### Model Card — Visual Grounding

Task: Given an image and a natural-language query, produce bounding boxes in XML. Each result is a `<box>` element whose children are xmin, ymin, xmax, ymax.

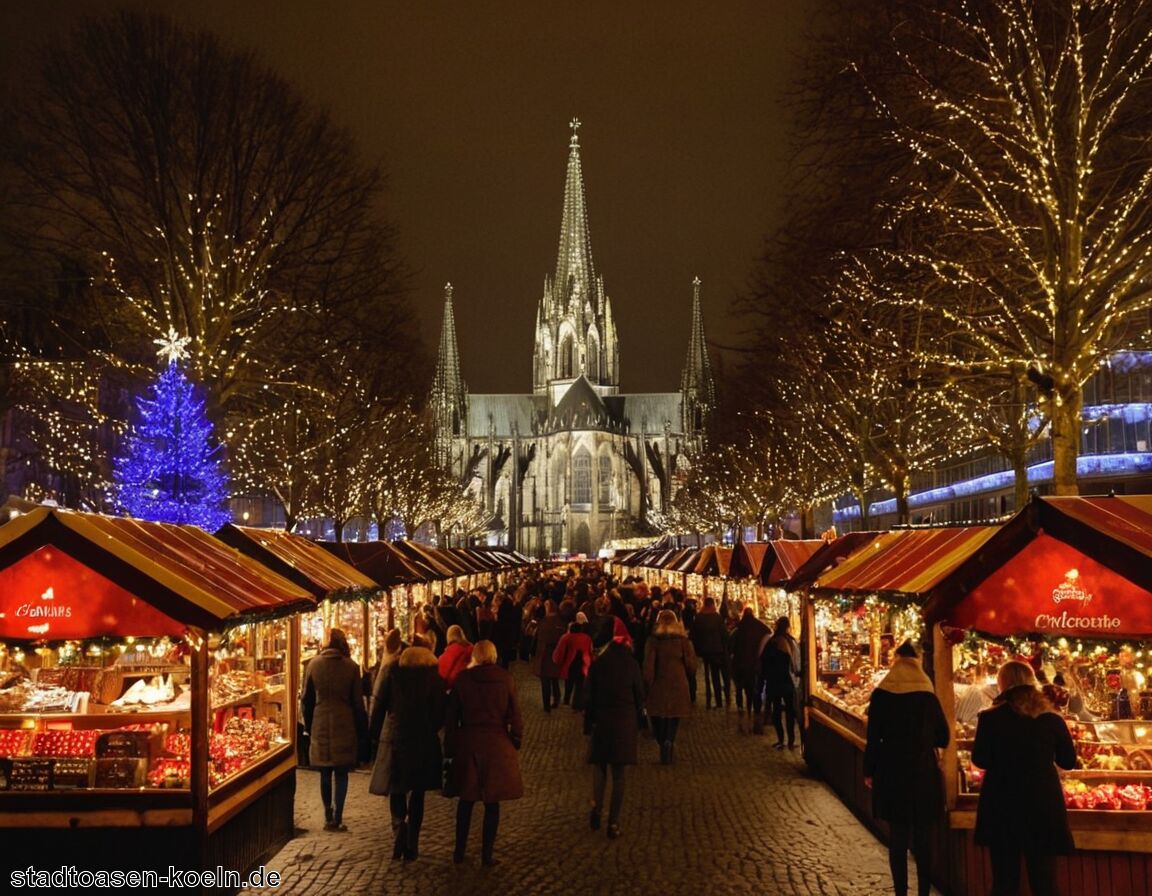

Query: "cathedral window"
<box><xmin>560</xmin><ymin>334</ymin><xmax>575</xmax><ymax>378</ymax></box>
<box><xmin>598</xmin><ymin>454</ymin><xmax>612</xmax><ymax>505</ymax></box>
<box><xmin>573</xmin><ymin>450</ymin><xmax>592</xmax><ymax>504</ymax></box>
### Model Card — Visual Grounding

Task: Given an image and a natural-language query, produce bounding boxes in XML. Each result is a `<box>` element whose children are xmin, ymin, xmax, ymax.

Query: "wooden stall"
<box><xmin>0</xmin><ymin>508</ymin><xmax>314</xmax><ymax>877</ymax></box>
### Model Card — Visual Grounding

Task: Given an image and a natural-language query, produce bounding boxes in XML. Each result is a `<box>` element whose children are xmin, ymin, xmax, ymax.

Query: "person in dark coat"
<box><xmin>584</xmin><ymin>617</ymin><xmax>645</xmax><ymax>839</ymax></box>
<box><xmin>864</xmin><ymin>640</ymin><xmax>949</xmax><ymax>896</ymax></box>
<box><xmin>691</xmin><ymin>597</ymin><xmax>730</xmax><ymax>709</ymax></box>
<box><xmin>762</xmin><ymin>616</ymin><xmax>801</xmax><ymax>749</ymax></box>
<box><xmin>493</xmin><ymin>593</ymin><xmax>522</xmax><ymax>668</ymax></box>
<box><xmin>367</xmin><ymin>645</ymin><xmax>445</xmax><ymax>861</ymax></box>
<box><xmin>643</xmin><ymin>609</ymin><xmax>697</xmax><ymax>764</ymax></box>
<box><xmin>530</xmin><ymin>600</ymin><xmax>567</xmax><ymax>712</ymax></box>
<box><xmin>730</xmin><ymin>607</ymin><xmax>769</xmax><ymax>734</ymax></box>
<box><xmin>973</xmin><ymin>660</ymin><xmax>1077</xmax><ymax>896</ymax></box>
<box><xmin>301</xmin><ymin>628</ymin><xmax>367</xmax><ymax>832</ymax></box>
<box><xmin>445</xmin><ymin>640</ymin><xmax>524</xmax><ymax>866</ymax></box>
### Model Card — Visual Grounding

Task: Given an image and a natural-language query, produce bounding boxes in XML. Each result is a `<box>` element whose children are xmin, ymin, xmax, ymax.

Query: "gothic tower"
<box><xmin>532</xmin><ymin>119</ymin><xmax>619</xmax><ymax>403</ymax></box>
<box><xmin>431</xmin><ymin>283</ymin><xmax>468</xmax><ymax>467</ymax></box>
<box><xmin>680</xmin><ymin>276</ymin><xmax>715</xmax><ymax>436</ymax></box>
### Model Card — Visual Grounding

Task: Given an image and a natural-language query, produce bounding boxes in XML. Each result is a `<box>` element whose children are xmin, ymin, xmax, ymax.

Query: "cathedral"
<box><xmin>430</xmin><ymin>122</ymin><xmax>715</xmax><ymax>557</ymax></box>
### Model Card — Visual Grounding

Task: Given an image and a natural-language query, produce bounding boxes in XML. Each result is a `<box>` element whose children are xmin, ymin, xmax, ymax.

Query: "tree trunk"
<box><xmin>893</xmin><ymin>472</ymin><xmax>910</xmax><ymax>526</ymax></box>
<box><xmin>800</xmin><ymin>505</ymin><xmax>816</xmax><ymax>539</ymax></box>
<box><xmin>853</xmin><ymin>486</ymin><xmax>870</xmax><ymax>530</ymax></box>
<box><xmin>1049</xmin><ymin>385</ymin><xmax>1083</xmax><ymax>496</ymax></box>
<box><xmin>1013</xmin><ymin>453</ymin><xmax>1029</xmax><ymax>513</ymax></box>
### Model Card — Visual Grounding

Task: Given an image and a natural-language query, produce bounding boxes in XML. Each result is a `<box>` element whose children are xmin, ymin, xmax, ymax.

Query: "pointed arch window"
<box><xmin>598</xmin><ymin>453</ymin><xmax>612</xmax><ymax>505</ymax></box>
<box><xmin>587</xmin><ymin>332</ymin><xmax>600</xmax><ymax>380</ymax></box>
<box><xmin>573</xmin><ymin>450</ymin><xmax>592</xmax><ymax>505</ymax></box>
<box><xmin>560</xmin><ymin>335</ymin><xmax>575</xmax><ymax>378</ymax></box>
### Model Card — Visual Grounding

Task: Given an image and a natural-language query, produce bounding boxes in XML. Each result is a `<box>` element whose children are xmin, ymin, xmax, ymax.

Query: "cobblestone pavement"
<box><xmin>253</xmin><ymin>665</ymin><xmax>935</xmax><ymax>896</ymax></box>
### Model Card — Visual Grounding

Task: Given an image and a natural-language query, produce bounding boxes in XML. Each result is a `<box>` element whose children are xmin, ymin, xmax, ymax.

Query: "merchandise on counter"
<box><xmin>8</xmin><ymin>758</ymin><xmax>52</xmax><ymax>791</ymax></box>
<box><xmin>93</xmin><ymin>757</ymin><xmax>146</xmax><ymax>788</ymax></box>
<box><xmin>30</xmin><ymin>730</ymin><xmax>99</xmax><ymax>757</ymax></box>
<box><xmin>51</xmin><ymin>757</ymin><xmax>93</xmax><ymax>790</ymax></box>
<box><xmin>147</xmin><ymin>758</ymin><xmax>190</xmax><ymax>789</ymax></box>
<box><xmin>0</xmin><ymin>729</ymin><xmax>30</xmax><ymax>757</ymax></box>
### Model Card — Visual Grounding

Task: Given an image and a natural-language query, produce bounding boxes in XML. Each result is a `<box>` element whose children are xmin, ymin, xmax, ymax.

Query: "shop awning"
<box><xmin>786</xmin><ymin>532</ymin><xmax>883</xmax><ymax>590</ymax></box>
<box><xmin>924</xmin><ymin>495</ymin><xmax>1152</xmax><ymax>637</ymax></box>
<box><xmin>764</xmin><ymin>539</ymin><xmax>826</xmax><ymax>586</ymax></box>
<box><xmin>216</xmin><ymin>525</ymin><xmax>379</xmax><ymax>600</ymax></box>
<box><xmin>730</xmin><ymin>542</ymin><xmax>770</xmax><ymax>579</ymax></box>
<box><xmin>317</xmin><ymin>541</ymin><xmax>429</xmax><ymax>588</ymax></box>
<box><xmin>0</xmin><ymin>509</ymin><xmax>314</xmax><ymax>640</ymax></box>
<box><xmin>390</xmin><ymin>541</ymin><xmax>458</xmax><ymax>580</ymax></box>
<box><xmin>812</xmin><ymin>526</ymin><xmax>999</xmax><ymax>598</ymax></box>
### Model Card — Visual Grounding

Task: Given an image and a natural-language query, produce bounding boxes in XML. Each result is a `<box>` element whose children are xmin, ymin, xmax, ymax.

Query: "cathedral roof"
<box><xmin>551</xmin><ymin>375</ymin><xmax>615</xmax><ymax>431</ymax></box>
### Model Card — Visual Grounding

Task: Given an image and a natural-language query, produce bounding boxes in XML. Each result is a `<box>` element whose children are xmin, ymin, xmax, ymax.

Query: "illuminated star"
<box><xmin>154</xmin><ymin>327</ymin><xmax>192</xmax><ymax>364</ymax></box>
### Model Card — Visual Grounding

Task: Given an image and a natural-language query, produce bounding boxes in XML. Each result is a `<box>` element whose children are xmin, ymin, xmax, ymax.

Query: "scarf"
<box><xmin>876</xmin><ymin>656</ymin><xmax>936</xmax><ymax>695</ymax></box>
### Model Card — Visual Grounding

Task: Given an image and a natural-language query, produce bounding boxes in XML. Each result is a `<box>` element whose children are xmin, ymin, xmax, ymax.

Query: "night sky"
<box><xmin>1</xmin><ymin>1</ymin><xmax>815</xmax><ymax>394</ymax></box>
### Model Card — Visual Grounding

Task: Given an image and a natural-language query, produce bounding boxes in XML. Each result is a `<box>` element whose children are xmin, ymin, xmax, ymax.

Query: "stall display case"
<box><xmin>0</xmin><ymin>508</ymin><xmax>313</xmax><ymax>878</ymax></box>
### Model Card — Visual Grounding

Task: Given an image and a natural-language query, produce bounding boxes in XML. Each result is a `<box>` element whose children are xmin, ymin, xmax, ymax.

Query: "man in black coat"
<box><xmin>730</xmin><ymin>607</ymin><xmax>769</xmax><ymax>733</ymax></box>
<box><xmin>690</xmin><ymin>597</ymin><xmax>730</xmax><ymax>709</ymax></box>
<box><xmin>863</xmin><ymin>641</ymin><xmax>949</xmax><ymax>896</ymax></box>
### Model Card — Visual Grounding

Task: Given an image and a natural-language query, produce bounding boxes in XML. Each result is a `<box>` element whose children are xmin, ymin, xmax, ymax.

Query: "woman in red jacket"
<box><xmin>553</xmin><ymin>613</ymin><xmax>594</xmax><ymax>710</ymax></box>
<box><xmin>438</xmin><ymin>625</ymin><xmax>473</xmax><ymax>690</ymax></box>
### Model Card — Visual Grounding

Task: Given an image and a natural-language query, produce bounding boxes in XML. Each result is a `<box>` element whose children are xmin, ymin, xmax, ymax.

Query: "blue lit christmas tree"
<box><xmin>113</xmin><ymin>329</ymin><xmax>231</xmax><ymax>529</ymax></box>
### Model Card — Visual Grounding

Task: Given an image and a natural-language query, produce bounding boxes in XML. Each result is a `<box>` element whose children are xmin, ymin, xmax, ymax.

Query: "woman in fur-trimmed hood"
<box><xmin>973</xmin><ymin>660</ymin><xmax>1077</xmax><ymax>896</ymax></box>
<box><xmin>368</xmin><ymin>645</ymin><xmax>445</xmax><ymax>861</ymax></box>
<box><xmin>643</xmin><ymin>610</ymin><xmax>697</xmax><ymax>764</ymax></box>
<box><xmin>864</xmin><ymin>641</ymin><xmax>949</xmax><ymax>896</ymax></box>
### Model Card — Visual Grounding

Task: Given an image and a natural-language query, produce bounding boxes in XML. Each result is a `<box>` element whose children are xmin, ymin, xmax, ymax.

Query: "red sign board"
<box><xmin>0</xmin><ymin>546</ymin><xmax>185</xmax><ymax>640</ymax></box>
<box><xmin>946</xmin><ymin>532</ymin><xmax>1152</xmax><ymax>637</ymax></box>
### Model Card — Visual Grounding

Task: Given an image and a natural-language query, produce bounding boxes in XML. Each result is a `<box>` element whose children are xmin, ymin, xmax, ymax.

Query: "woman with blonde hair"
<box><xmin>445</xmin><ymin>640</ymin><xmax>524</xmax><ymax>866</ymax></box>
<box><xmin>643</xmin><ymin>609</ymin><xmax>697</xmax><ymax>764</ymax></box>
<box><xmin>973</xmin><ymin>659</ymin><xmax>1078</xmax><ymax>896</ymax></box>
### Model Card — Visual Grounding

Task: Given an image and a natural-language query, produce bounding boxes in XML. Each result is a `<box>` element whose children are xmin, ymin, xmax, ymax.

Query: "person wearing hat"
<box><xmin>863</xmin><ymin>640</ymin><xmax>949</xmax><ymax>896</ymax></box>
<box><xmin>553</xmin><ymin>612</ymin><xmax>594</xmax><ymax>710</ymax></box>
<box><xmin>584</xmin><ymin>617</ymin><xmax>646</xmax><ymax>839</ymax></box>
<box><xmin>972</xmin><ymin>659</ymin><xmax>1077</xmax><ymax>896</ymax></box>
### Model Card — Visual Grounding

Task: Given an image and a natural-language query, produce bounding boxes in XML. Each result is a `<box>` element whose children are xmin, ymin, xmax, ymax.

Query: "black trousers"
<box><xmin>888</xmin><ymin>820</ymin><xmax>932</xmax><ymax>896</ymax></box>
<box><xmin>592</xmin><ymin>763</ymin><xmax>626</xmax><ymax>825</ymax></box>
<box><xmin>988</xmin><ymin>845</ymin><xmax>1059</xmax><ymax>896</ymax></box>
<box><xmin>455</xmin><ymin>800</ymin><xmax>500</xmax><ymax>861</ymax></box>
<box><xmin>702</xmin><ymin>656</ymin><xmax>730</xmax><ymax>706</ymax></box>
<box><xmin>768</xmin><ymin>683</ymin><xmax>797</xmax><ymax>745</ymax></box>
<box><xmin>540</xmin><ymin>676</ymin><xmax>561</xmax><ymax>710</ymax></box>
<box><xmin>650</xmin><ymin>716</ymin><xmax>681</xmax><ymax>744</ymax></box>
<box><xmin>563</xmin><ymin>669</ymin><xmax>586</xmax><ymax>709</ymax></box>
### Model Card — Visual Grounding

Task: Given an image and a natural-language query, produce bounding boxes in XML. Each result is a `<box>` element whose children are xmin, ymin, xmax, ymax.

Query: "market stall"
<box><xmin>0</xmin><ymin>508</ymin><xmax>314</xmax><ymax>875</ymax></box>
<box><xmin>922</xmin><ymin>495</ymin><xmax>1152</xmax><ymax>895</ymax></box>
<box><xmin>317</xmin><ymin>541</ymin><xmax>429</xmax><ymax>640</ymax></box>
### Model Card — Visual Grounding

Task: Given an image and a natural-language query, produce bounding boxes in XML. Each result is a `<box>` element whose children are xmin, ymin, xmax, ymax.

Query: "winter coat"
<box><xmin>438</xmin><ymin>642</ymin><xmax>474</xmax><ymax>689</ymax></box>
<box><xmin>445</xmin><ymin>663</ymin><xmax>524</xmax><ymax>802</ymax></box>
<box><xmin>494</xmin><ymin>599</ymin><xmax>522</xmax><ymax>656</ymax></box>
<box><xmin>761</xmin><ymin>633</ymin><xmax>801</xmax><ymax>699</ymax></box>
<box><xmin>301</xmin><ymin>647</ymin><xmax>367</xmax><ymax>769</ymax></box>
<box><xmin>973</xmin><ymin>685</ymin><xmax>1077</xmax><ymax>854</ymax></box>
<box><xmin>584</xmin><ymin>642</ymin><xmax>646</xmax><ymax>765</ymax></box>
<box><xmin>690</xmin><ymin>610</ymin><xmax>727</xmax><ymax>663</ymax></box>
<box><xmin>369</xmin><ymin>648</ymin><xmax>446</xmax><ymax>794</ymax></box>
<box><xmin>531</xmin><ymin>614</ymin><xmax>568</xmax><ymax>678</ymax></box>
<box><xmin>553</xmin><ymin>630</ymin><xmax>594</xmax><ymax>680</ymax></box>
<box><xmin>863</xmin><ymin>658</ymin><xmax>949</xmax><ymax>824</ymax></box>
<box><xmin>730</xmin><ymin>614</ymin><xmax>769</xmax><ymax>683</ymax></box>
<box><xmin>643</xmin><ymin>629</ymin><xmax>697</xmax><ymax>718</ymax></box>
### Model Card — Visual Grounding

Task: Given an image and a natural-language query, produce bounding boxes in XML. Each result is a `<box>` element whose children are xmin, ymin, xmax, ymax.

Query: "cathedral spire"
<box><xmin>681</xmin><ymin>276</ymin><xmax>715</xmax><ymax>434</ymax></box>
<box><xmin>554</xmin><ymin>117</ymin><xmax>597</xmax><ymax>311</ymax></box>
<box><xmin>432</xmin><ymin>282</ymin><xmax>468</xmax><ymax>464</ymax></box>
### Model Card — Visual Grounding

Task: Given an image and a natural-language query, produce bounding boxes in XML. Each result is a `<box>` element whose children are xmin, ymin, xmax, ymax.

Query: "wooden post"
<box><xmin>190</xmin><ymin>629</ymin><xmax>210</xmax><ymax>859</ymax></box>
<box><xmin>802</xmin><ymin>595</ymin><xmax>817</xmax><ymax>731</ymax></box>
<box><xmin>933</xmin><ymin>622</ymin><xmax>959</xmax><ymax>810</ymax></box>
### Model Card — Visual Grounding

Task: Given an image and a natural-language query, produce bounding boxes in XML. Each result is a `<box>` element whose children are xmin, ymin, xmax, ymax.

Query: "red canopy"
<box><xmin>764</xmin><ymin>539</ymin><xmax>826</xmax><ymax>585</ymax></box>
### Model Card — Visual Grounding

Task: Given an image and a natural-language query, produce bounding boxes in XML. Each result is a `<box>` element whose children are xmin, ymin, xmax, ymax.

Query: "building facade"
<box><xmin>430</xmin><ymin>123</ymin><xmax>714</xmax><ymax>556</ymax></box>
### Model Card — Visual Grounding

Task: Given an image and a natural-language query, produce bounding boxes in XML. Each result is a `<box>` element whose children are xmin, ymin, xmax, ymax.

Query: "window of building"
<box><xmin>598</xmin><ymin>454</ymin><xmax>612</xmax><ymax>505</ymax></box>
<box><xmin>573</xmin><ymin>451</ymin><xmax>592</xmax><ymax>505</ymax></box>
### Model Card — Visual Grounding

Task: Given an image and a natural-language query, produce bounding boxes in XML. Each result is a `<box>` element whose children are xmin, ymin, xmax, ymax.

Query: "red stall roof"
<box><xmin>317</xmin><ymin>541</ymin><xmax>429</xmax><ymax>587</ymax></box>
<box><xmin>390</xmin><ymin>541</ymin><xmax>458</xmax><ymax>580</ymax></box>
<box><xmin>925</xmin><ymin>495</ymin><xmax>1152</xmax><ymax>637</ymax></box>
<box><xmin>764</xmin><ymin>539</ymin><xmax>826</xmax><ymax>586</ymax></box>
<box><xmin>0</xmin><ymin>509</ymin><xmax>314</xmax><ymax>640</ymax></box>
<box><xmin>812</xmin><ymin>526</ymin><xmax>1000</xmax><ymax>597</ymax></box>
<box><xmin>786</xmin><ymin>532</ymin><xmax>883</xmax><ymax>590</ymax></box>
<box><xmin>216</xmin><ymin>525</ymin><xmax>378</xmax><ymax>600</ymax></box>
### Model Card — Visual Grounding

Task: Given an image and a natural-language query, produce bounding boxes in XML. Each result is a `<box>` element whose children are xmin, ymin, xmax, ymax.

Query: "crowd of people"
<box><xmin>301</xmin><ymin>561</ymin><xmax>1078</xmax><ymax>895</ymax></box>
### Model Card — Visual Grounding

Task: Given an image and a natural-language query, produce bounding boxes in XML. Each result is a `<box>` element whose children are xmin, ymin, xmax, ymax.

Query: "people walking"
<box><xmin>367</xmin><ymin>644</ymin><xmax>446</xmax><ymax>861</ymax></box>
<box><xmin>730</xmin><ymin>607</ymin><xmax>769</xmax><ymax>734</ymax></box>
<box><xmin>643</xmin><ymin>609</ymin><xmax>697</xmax><ymax>764</ymax></box>
<box><xmin>445</xmin><ymin>640</ymin><xmax>524</xmax><ymax>867</ymax></box>
<box><xmin>531</xmin><ymin>600</ymin><xmax>567</xmax><ymax>712</ymax></box>
<box><xmin>863</xmin><ymin>640</ymin><xmax>949</xmax><ymax>896</ymax></box>
<box><xmin>438</xmin><ymin>625</ymin><xmax>474</xmax><ymax>689</ymax></box>
<box><xmin>973</xmin><ymin>660</ymin><xmax>1078</xmax><ymax>896</ymax></box>
<box><xmin>301</xmin><ymin>628</ymin><xmax>367</xmax><ymax>833</ymax></box>
<box><xmin>584</xmin><ymin>616</ymin><xmax>646</xmax><ymax>839</ymax></box>
<box><xmin>762</xmin><ymin>616</ymin><xmax>801</xmax><ymax>749</ymax></box>
<box><xmin>691</xmin><ymin>596</ymin><xmax>730</xmax><ymax>709</ymax></box>
<box><xmin>553</xmin><ymin>613</ymin><xmax>594</xmax><ymax>710</ymax></box>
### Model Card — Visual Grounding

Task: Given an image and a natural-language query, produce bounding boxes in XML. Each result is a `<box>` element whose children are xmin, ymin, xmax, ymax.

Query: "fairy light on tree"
<box><xmin>113</xmin><ymin>329</ymin><xmax>231</xmax><ymax>530</ymax></box>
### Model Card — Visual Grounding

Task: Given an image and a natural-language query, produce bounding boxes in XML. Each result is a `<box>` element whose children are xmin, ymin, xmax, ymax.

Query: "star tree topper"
<box><xmin>154</xmin><ymin>327</ymin><xmax>192</xmax><ymax>364</ymax></box>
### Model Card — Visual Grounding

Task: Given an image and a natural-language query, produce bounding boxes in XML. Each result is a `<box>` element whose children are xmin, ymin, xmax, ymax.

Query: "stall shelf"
<box><xmin>0</xmin><ymin>508</ymin><xmax>314</xmax><ymax>878</ymax></box>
